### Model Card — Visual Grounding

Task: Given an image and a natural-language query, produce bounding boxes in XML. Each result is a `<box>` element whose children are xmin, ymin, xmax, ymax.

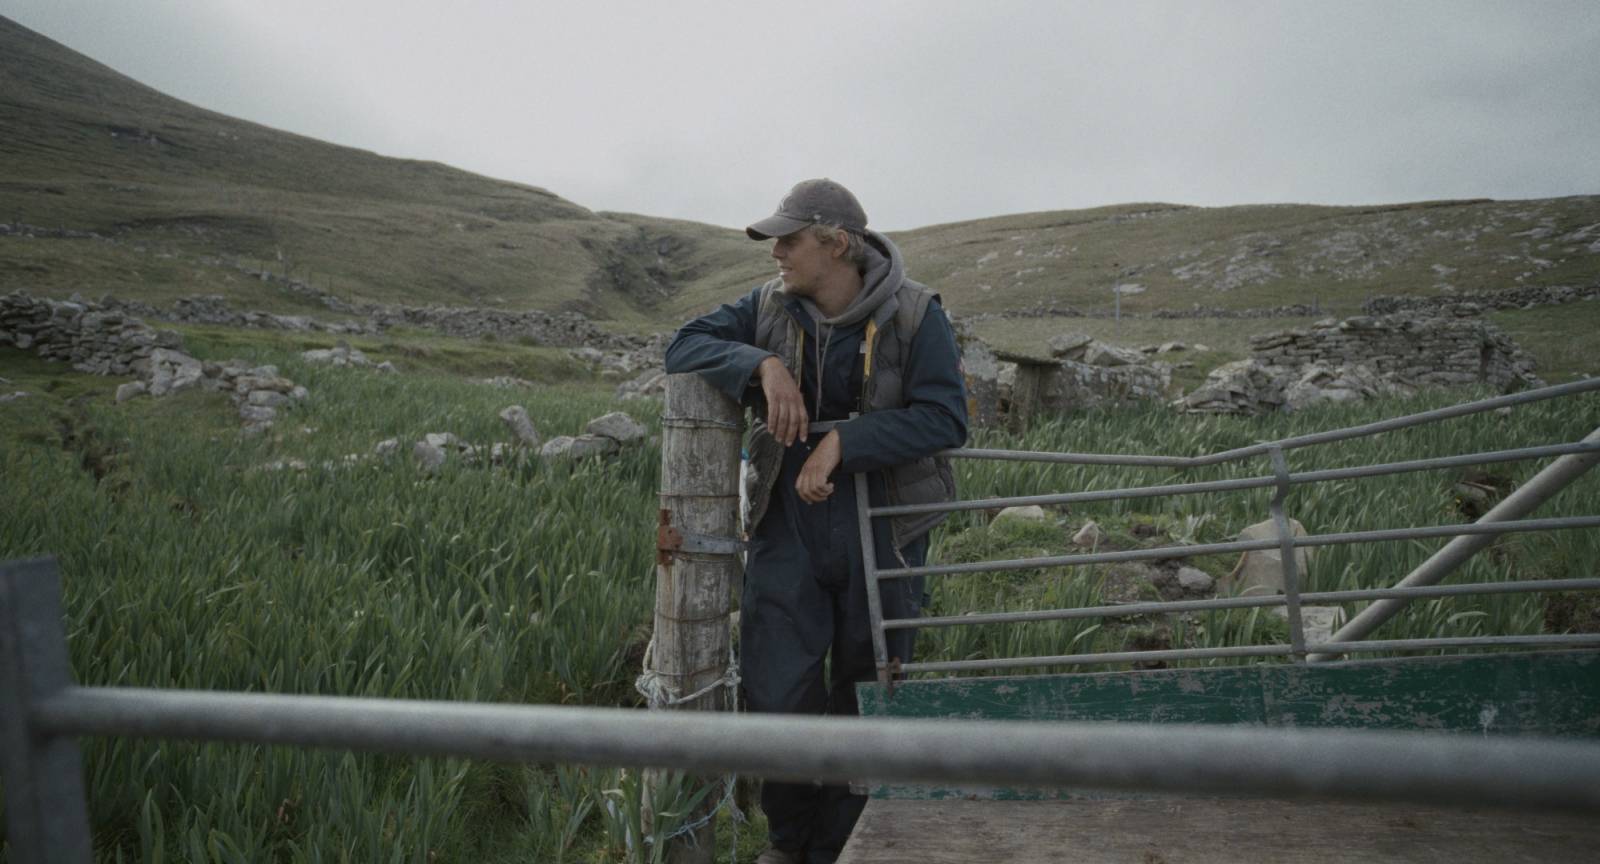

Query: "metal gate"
<box><xmin>855</xmin><ymin>377</ymin><xmax>1600</xmax><ymax>687</ymax></box>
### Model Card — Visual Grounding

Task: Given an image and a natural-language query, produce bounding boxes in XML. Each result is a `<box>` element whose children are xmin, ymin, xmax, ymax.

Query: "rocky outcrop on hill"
<box><xmin>1177</xmin><ymin>314</ymin><xmax>1542</xmax><ymax>414</ymax></box>
<box><xmin>0</xmin><ymin>291</ymin><xmax>182</xmax><ymax>375</ymax></box>
<box><xmin>1362</xmin><ymin>283</ymin><xmax>1600</xmax><ymax>317</ymax></box>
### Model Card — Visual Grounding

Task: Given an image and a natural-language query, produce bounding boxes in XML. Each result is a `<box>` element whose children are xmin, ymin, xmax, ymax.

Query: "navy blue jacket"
<box><xmin>664</xmin><ymin>285</ymin><xmax>968</xmax><ymax>478</ymax></box>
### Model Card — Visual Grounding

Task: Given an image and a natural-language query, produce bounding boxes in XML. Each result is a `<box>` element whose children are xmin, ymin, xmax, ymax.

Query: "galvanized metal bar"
<box><xmin>1268</xmin><ymin>447</ymin><xmax>1309</xmax><ymax>663</ymax></box>
<box><xmin>1193</xmin><ymin>378</ymin><xmax>1600</xmax><ymax>467</ymax></box>
<box><xmin>879</xmin><ymin>441</ymin><xmax>1600</xmax><ymax>518</ymax></box>
<box><xmin>939</xmin><ymin>447</ymin><xmax>1195</xmax><ymax>468</ymax></box>
<box><xmin>878</xmin><ymin>515</ymin><xmax>1600</xmax><ymax>580</ymax></box>
<box><xmin>855</xmin><ymin>471</ymin><xmax>893</xmax><ymax>691</ymax></box>
<box><xmin>1311</xmin><ymin>425</ymin><xmax>1600</xmax><ymax>662</ymax></box>
<box><xmin>0</xmin><ymin>558</ymin><xmax>93</xmax><ymax>864</ymax></box>
<box><xmin>34</xmin><ymin>686</ymin><xmax>1600</xmax><ymax>812</ymax></box>
<box><xmin>1311</xmin><ymin>634</ymin><xmax>1600</xmax><ymax>655</ymax></box>
<box><xmin>889</xmin><ymin>594</ymin><xmax>1288</xmax><ymax>629</ymax></box>
<box><xmin>900</xmin><ymin>644</ymin><xmax>1294</xmax><ymax>673</ymax></box>
<box><xmin>885</xmin><ymin>577</ymin><xmax>1600</xmax><ymax>631</ymax></box>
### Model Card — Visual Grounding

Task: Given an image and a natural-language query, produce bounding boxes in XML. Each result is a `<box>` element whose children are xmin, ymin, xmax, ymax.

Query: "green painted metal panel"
<box><xmin>857</xmin><ymin>651</ymin><xmax>1600</xmax><ymax>800</ymax></box>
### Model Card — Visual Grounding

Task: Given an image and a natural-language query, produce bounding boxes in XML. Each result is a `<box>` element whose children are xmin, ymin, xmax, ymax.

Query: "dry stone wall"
<box><xmin>1179</xmin><ymin>314</ymin><xmax>1543</xmax><ymax>414</ymax></box>
<box><xmin>0</xmin><ymin>291</ymin><xmax>182</xmax><ymax>375</ymax></box>
<box><xmin>1363</xmin><ymin>283</ymin><xmax>1599</xmax><ymax>317</ymax></box>
<box><xmin>1249</xmin><ymin>315</ymin><xmax>1541</xmax><ymax>390</ymax></box>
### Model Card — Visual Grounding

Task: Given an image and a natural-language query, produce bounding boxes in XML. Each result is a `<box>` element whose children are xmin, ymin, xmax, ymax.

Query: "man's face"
<box><xmin>771</xmin><ymin>229</ymin><xmax>839</xmax><ymax>297</ymax></box>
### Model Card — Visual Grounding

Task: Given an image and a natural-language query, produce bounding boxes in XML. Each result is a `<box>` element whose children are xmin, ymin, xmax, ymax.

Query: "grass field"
<box><xmin>3</xmin><ymin>322</ymin><xmax>1597</xmax><ymax>861</ymax></box>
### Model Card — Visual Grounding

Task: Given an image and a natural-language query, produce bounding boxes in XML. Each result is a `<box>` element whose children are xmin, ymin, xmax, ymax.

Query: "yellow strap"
<box><xmin>863</xmin><ymin>318</ymin><xmax>878</xmax><ymax>385</ymax></box>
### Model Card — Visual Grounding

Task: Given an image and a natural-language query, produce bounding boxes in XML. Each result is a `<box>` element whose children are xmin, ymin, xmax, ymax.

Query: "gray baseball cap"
<box><xmin>745</xmin><ymin>178</ymin><xmax>869</xmax><ymax>240</ymax></box>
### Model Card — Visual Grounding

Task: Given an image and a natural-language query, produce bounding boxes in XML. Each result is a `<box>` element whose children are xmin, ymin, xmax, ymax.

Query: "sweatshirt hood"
<box><xmin>815</xmin><ymin>229</ymin><xmax>903</xmax><ymax>329</ymax></box>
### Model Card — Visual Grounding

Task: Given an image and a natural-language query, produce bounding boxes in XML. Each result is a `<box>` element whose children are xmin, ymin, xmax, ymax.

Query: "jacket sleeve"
<box><xmin>662</xmin><ymin>285</ymin><xmax>778</xmax><ymax>405</ymax></box>
<box><xmin>834</xmin><ymin>300</ymin><xmax>969</xmax><ymax>473</ymax></box>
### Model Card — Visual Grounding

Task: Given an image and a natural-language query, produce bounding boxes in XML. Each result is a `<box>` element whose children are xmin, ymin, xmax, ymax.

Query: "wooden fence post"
<box><xmin>647</xmin><ymin>373</ymin><xmax>743</xmax><ymax>862</ymax></box>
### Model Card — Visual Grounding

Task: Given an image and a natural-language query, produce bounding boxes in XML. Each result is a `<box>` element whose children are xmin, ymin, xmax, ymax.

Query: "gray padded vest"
<box><xmin>744</xmin><ymin>278</ymin><xmax>957</xmax><ymax>550</ymax></box>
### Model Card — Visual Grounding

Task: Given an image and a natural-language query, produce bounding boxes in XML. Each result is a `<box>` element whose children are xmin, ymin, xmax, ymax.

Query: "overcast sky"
<box><xmin>5</xmin><ymin>1</ymin><xmax>1598</xmax><ymax>231</ymax></box>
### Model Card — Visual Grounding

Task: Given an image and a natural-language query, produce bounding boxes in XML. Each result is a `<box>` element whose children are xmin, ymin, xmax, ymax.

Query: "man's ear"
<box><xmin>828</xmin><ymin>232</ymin><xmax>851</xmax><ymax>261</ymax></box>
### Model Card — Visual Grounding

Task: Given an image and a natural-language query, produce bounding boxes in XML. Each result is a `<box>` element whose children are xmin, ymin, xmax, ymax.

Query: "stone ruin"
<box><xmin>958</xmin><ymin>326</ymin><xmax>1173</xmax><ymax>426</ymax></box>
<box><xmin>1</xmin><ymin>290</ymin><xmax>182</xmax><ymax>375</ymax></box>
<box><xmin>1178</xmin><ymin>314</ymin><xmax>1544</xmax><ymax>415</ymax></box>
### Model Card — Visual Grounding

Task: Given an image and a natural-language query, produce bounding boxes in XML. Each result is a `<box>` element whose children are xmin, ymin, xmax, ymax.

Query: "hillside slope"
<box><xmin>0</xmin><ymin>15</ymin><xmax>756</xmax><ymax>324</ymax></box>
<box><xmin>1</xmin><ymin>15</ymin><xmax>1596</xmax><ymax>332</ymax></box>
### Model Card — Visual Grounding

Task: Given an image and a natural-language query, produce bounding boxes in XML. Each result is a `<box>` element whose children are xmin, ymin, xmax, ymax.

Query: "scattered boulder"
<box><xmin>1223</xmin><ymin>518</ymin><xmax>1313</xmax><ymax>595</ymax></box>
<box><xmin>424</xmin><ymin>432</ymin><xmax>459</xmax><ymax>450</ymax></box>
<box><xmin>616</xmin><ymin>369</ymin><xmax>668</xmax><ymax>401</ymax></box>
<box><xmin>586</xmin><ymin>411</ymin><xmax>647</xmax><ymax>444</ymax></box>
<box><xmin>412</xmin><ymin>440</ymin><xmax>447</xmax><ymax>471</ymax></box>
<box><xmin>1273</xmin><ymin>605</ymin><xmax>1346</xmax><ymax>646</ymax></box>
<box><xmin>540</xmin><ymin>434</ymin><xmax>620</xmax><ymax>460</ymax></box>
<box><xmin>1072</xmin><ymin>520</ymin><xmax>1104</xmax><ymax>547</ymax></box>
<box><xmin>1175</xmin><ymin>566</ymin><xmax>1215</xmax><ymax>593</ymax></box>
<box><xmin>498</xmin><ymin>405</ymin><xmax>541</xmax><ymax>446</ymax></box>
<box><xmin>373</xmin><ymin>438</ymin><xmax>401</xmax><ymax>457</ymax></box>
<box><xmin>301</xmin><ymin>344</ymin><xmax>384</xmax><ymax>369</ymax></box>
<box><xmin>147</xmin><ymin>348</ymin><xmax>205</xmax><ymax>397</ymax></box>
<box><xmin>994</xmin><ymin>505</ymin><xmax>1049</xmax><ymax>524</ymax></box>
<box><xmin>115</xmin><ymin>381</ymin><xmax>148</xmax><ymax>403</ymax></box>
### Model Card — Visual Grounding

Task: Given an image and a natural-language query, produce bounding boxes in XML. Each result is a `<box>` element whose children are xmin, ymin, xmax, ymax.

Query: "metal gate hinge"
<box><xmin>657</xmin><ymin>509</ymin><xmax>747</xmax><ymax>564</ymax></box>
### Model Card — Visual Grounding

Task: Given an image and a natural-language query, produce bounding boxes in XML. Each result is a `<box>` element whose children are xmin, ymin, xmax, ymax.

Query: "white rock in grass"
<box><xmin>1273</xmin><ymin>605</ymin><xmax>1345</xmax><ymax>646</ymax></box>
<box><xmin>1072</xmin><ymin>520</ymin><xmax>1103</xmax><ymax>547</ymax></box>
<box><xmin>424</xmin><ymin>432</ymin><xmax>460</xmax><ymax>450</ymax></box>
<box><xmin>994</xmin><ymin>505</ymin><xmax>1049</xmax><ymax>524</ymax></box>
<box><xmin>115</xmin><ymin>381</ymin><xmax>147</xmax><ymax>403</ymax></box>
<box><xmin>499</xmin><ymin>405</ymin><xmax>541</xmax><ymax>446</ymax></box>
<box><xmin>585</xmin><ymin>411</ymin><xmax>647</xmax><ymax>444</ymax></box>
<box><xmin>289</xmin><ymin>385</ymin><xmax>309</xmax><ymax>402</ymax></box>
<box><xmin>413</xmin><ymin>440</ymin><xmax>446</xmax><ymax>471</ymax></box>
<box><xmin>1176</xmin><ymin>566</ymin><xmax>1215</xmax><ymax>593</ymax></box>
<box><xmin>373</xmin><ymin>438</ymin><xmax>401</xmax><ymax>457</ymax></box>
<box><xmin>1224</xmin><ymin>517</ymin><xmax>1311</xmax><ymax>595</ymax></box>
<box><xmin>540</xmin><ymin>434</ymin><xmax>619</xmax><ymax>460</ymax></box>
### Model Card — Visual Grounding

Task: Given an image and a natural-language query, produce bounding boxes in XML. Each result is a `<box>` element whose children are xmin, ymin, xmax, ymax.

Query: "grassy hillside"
<box><xmin>4</xmin><ymin>15</ymin><xmax>1597</xmax><ymax>338</ymax></box>
<box><xmin>0</xmin><ymin>15</ymin><xmax>757</xmax><ymax>326</ymax></box>
<box><xmin>898</xmin><ymin>197</ymin><xmax>1600</xmax><ymax>319</ymax></box>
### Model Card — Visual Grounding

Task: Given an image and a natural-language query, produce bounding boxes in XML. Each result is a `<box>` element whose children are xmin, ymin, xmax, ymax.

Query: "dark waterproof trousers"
<box><xmin>741</xmin><ymin>451</ymin><xmax>925</xmax><ymax>864</ymax></box>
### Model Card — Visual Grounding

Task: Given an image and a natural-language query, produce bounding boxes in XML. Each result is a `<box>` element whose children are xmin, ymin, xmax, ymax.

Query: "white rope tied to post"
<box><xmin>634</xmin><ymin>633</ymin><xmax>746</xmax><ymax>861</ymax></box>
<box><xmin>633</xmin><ymin>636</ymin><xmax>741</xmax><ymax>709</ymax></box>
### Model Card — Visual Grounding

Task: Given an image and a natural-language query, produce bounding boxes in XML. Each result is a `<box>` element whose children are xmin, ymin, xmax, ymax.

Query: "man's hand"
<box><xmin>758</xmin><ymin>356</ymin><xmax>808</xmax><ymax>446</ymax></box>
<box><xmin>796</xmin><ymin>430</ymin><xmax>842</xmax><ymax>503</ymax></box>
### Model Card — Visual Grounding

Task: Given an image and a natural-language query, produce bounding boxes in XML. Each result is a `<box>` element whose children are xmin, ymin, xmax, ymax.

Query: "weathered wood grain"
<box><xmin>651</xmin><ymin>373</ymin><xmax>743</xmax><ymax>863</ymax></box>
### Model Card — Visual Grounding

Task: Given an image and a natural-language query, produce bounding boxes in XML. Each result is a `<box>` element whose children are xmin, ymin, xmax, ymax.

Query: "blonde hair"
<box><xmin>809</xmin><ymin>223</ymin><xmax>870</xmax><ymax>271</ymax></box>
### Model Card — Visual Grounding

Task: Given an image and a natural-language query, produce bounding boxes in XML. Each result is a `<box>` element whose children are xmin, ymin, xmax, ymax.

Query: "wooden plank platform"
<box><xmin>837</xmin><ymin>797</ymin><xmax>1600</xmax><ymax>863</ymax></box>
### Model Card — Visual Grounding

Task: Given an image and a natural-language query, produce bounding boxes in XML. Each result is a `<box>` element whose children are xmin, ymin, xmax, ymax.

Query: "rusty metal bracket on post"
<box><xmin>657</xmin><ymin>509</ymin><xmax>746</xmax><ymax>566</ymax></box>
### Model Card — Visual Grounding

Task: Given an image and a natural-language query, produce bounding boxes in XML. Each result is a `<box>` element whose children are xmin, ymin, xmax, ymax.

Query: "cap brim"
<box><xmin>745</xmin><ymin>214</ymin><xmax>811</xmax><ymax>241</ymax></box>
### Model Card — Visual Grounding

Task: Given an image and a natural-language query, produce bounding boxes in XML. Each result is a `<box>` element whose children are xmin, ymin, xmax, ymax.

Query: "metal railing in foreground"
<box><xmin>5</xmin><ymin>558</ymin><xmax>1600</xmax><ymax>860</ymax></box>
<box><xmin>854</xmin><ymin>378</ymin><xmax>1600</xmax><ymax>683</ymax></box>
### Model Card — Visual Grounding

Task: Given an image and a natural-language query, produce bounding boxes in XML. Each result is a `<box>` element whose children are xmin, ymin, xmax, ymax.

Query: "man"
<box><xmin>664</xmin><ymin>178</ymin><xmax>968</xmax><ymax>864</ymax></box>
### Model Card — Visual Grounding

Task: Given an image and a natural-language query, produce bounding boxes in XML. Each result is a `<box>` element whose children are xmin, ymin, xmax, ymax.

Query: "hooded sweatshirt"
<box><xmin>664</xmin><ymin>230</ymin><xmax>967</xmax><ymax>480</ymax></box>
